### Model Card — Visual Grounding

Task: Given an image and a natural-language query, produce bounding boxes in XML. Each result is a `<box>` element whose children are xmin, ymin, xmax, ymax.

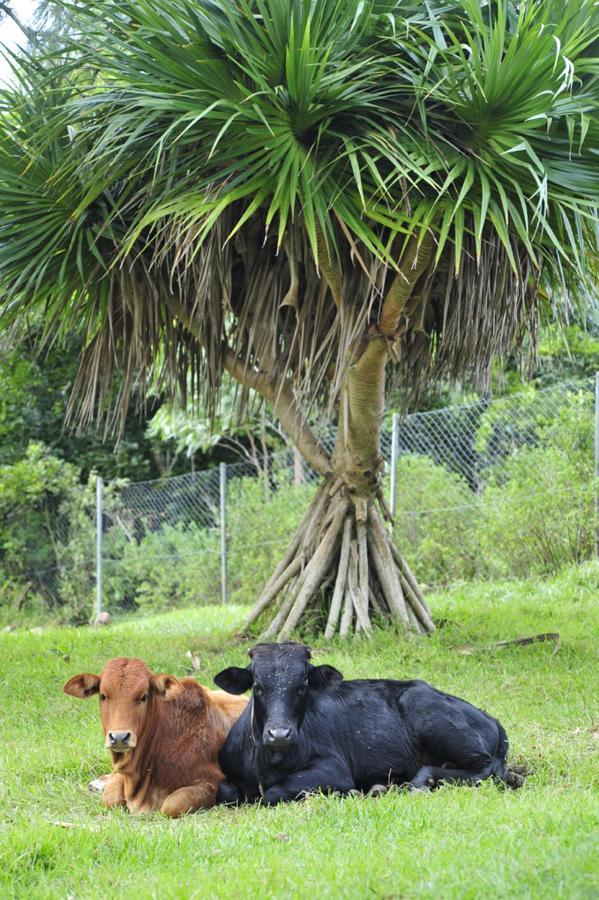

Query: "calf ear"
<box><xmin>308</xmin><ymin>664</ymin><xmax>343</xmax><ymax>689</ymax></box>
<box><xmin>153</xmin><ymin>674</ymin><xmax>183</xmax><ymax>701</ymax></box>
<box><xmin>214</xmin><ymin>666</ymin><xmax>253</xmax><ymax>695</ymax></box>
<box><xmin>63</xmin><ymin>673</ymin><xmax>100</xmax><ymax>699</ymax></box>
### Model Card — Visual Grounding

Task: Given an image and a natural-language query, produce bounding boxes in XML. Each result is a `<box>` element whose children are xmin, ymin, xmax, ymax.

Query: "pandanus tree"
<box><xmin>1</xmin><ymin>0</ymin><xmax>598</xmax><ymax>638</ymax></box>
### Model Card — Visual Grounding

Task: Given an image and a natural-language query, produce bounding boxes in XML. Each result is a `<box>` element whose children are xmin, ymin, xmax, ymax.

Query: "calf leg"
<box><xmin>410</xmin><ymin>756</ymin><xmax>507</xmax><ymax>791</ymax></box>
<box><xmin>412</xmin><ymin>696</ymin><xmax>510</xmax><ymax>790</ymax></box>
<box><xmin>262</xmin><ymin>764</ymin><xmax>355</xmax><ymax>806</ymax></box>
<box><xmin>102</xmin><ymin>774</ymin><xmax>126</xmax><ymax>809</ymax></box>
<box><xmin>88</xmin><ymin>773</ymin><xmax>112</xmax><ymax>795</ymax></box>
<box><xmin>215</xmin><ymin>781</ymin><xmax>241</xmax><ymax>805</ymax></box>
<box><xmin>161</xmin><ymin>781</ymin><xmax>218</xmax><ymax>817</ymax></box>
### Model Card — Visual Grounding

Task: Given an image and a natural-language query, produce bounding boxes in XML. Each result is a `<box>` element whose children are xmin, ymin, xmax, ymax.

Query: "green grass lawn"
<box><xmin>1</xmin><ymin>563</ymin><xmax>598</xmax><ymax>899</ymax></box>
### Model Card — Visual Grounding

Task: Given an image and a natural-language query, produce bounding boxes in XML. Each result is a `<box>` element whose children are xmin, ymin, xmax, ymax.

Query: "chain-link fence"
<box><xmin>1</xmin><ymin>378</ymin><xmax>594</xmax><ymax>621</ymax></box>
<box><xmin>87</xmin><ymin>375</ymin><xmax>597</xmax><ymax>619</ymax></box>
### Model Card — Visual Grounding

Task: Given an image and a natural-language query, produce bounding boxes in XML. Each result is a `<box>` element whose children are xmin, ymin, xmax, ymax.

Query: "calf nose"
<box><xmin>108</xmin><ymin>731</ymin><xmax>131</xmax><ymax>747</ymax></box>
<box><xmin>268</xmin><ymin>727</ymin><xmax>291</xmax><ymax>742</ymax></box>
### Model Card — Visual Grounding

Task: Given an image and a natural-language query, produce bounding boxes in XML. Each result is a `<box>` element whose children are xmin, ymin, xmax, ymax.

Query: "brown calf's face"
<box><xmin>64</xmin><ymin>657</ymin><xmax>181</xmax><ymax>754</ymax></box>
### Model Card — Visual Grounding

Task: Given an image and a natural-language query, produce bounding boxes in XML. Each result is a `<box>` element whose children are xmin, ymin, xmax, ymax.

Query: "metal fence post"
<box><xmin>595</xmin><ymin>372</ymin><xmax>599</xmax><ymax>558</ymax></box>
<box><xmin>220</xmin><ymin>462</ymin><xmax>228</xmax><ymax>603</ymax></box>
<box><xmin>96</xmin><ymin>476</ymin><xmax>103</xmax><ymax>618</ymax></box>
<box><xmin>389</xmin><ymin>412</ymin><xmax>399</xmax><ymax>521</ymax></box>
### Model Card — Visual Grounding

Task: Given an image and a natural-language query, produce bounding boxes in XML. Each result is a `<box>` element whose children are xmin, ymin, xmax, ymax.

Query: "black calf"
<box><xmin>214</xmin><ymin>642</ymin><xmax>515</xmax><ymax>806</ymax></box>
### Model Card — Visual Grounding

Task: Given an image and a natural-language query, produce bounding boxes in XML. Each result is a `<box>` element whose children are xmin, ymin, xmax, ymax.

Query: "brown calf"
<box><xmin>64</xmin><ymin>657</ymin><xmax>247</xmax><ymax>816</ymax></box>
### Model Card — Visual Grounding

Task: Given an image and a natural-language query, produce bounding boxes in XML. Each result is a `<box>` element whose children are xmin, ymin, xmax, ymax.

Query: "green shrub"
<box><xmin>390</xmin><ymin>454</ymin><xmax>481</xmax><ymax>586</ymax></box>
<box><xmin>110</xmin><ymin>522</ymin><xmax>220</xmax><ymax>612</ymax></box>
<box><xmin>0</xmin><ymin>444</ymin><xmax>82</xmax><ymax>619</ymax></box>
<box><xmin>104</xmin><ymin>469</ymin><xmax>315</xmax><ymax>613</ymax></box>
<box><xmin>479</xmin><ymin>392</ymin><xmax>594</xmax><ymax>577</ymax></box>
<box><xmin>390</xmin><ymin>391</ymin><xmax>595</xmax><ymax>587</ymax></box>
<box><xmin>226</xmin><ymin>474</ymin><xmax>315</xmax><ymax>604</ymax></box>
<box><xmin>0</xmin><ymin>443</ymin><xmax>127</xmax><ymax>624</ymax></box>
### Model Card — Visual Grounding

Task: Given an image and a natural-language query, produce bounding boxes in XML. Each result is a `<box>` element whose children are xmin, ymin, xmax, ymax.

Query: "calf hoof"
<box><xmin>367</xmin><ymin>784</ymin><xmax>389</xmax><ymax>798</ymax></box>
<box><xmin>409</xmin><ymin>764</ymin><xmax>444</xmax><ymax>792</ymax></box>
<box><xmin>216</xmin><ymin>782</ymin><xmax>240</xmax><ymax>806</ymax></box>
<box><xmin>88</xmin><ymin>775</ymin><xmax>110</xmax><ymax>795</ymax></box>
<box><xmin>506</xmin><ymin>767</ymin><xmax>526</xmax><ymax>790</ymax></box>
<box><xmin>161</xmin><ymin>795</ymin><xmax>194</xmax><ymax>818</ymax></box>
<box><xmin>409</xmin><ymin>782</ymin><xmax>433</xmax><ymax>793</ymax></box>
<box><xmin>409</xmin><ymin>774</ymin><xmax>436</xmax><ymax>792</ymax></box>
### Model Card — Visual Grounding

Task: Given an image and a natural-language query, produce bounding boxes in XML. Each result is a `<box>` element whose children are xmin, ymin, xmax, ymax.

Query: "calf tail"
<box><xmin>490</xmin><ymin>755</ymin><xmax>511</xmax><ymax>785</ymax></box>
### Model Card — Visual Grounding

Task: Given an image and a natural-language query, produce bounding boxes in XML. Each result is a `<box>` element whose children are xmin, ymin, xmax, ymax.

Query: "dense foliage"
<box><xmin>0</xmin><ymin>337</ymin><xmax>162</xmax><ymax>478</ymax></box>
<box><xmin>0</xmin><ymin>0</ymin><xmax>598</xmax><ymax>429</ymax></box>
<box><xmin>478</xmin><ymin>394</ymin><xmax>595</xmax><ymax>575</ymax></box>
<box><xmin>0</xmin><ymin>444</ymin><xmax>95</xmax><ymax>622</ymax></box>
<box><xmin>0</xmin><ymin>336</ymin><xmax>278</xmax><ymax>479</ymax></box>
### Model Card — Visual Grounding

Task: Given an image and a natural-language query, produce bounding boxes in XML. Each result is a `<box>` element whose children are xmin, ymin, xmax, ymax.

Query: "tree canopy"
<box><xmin>1</xmin><ymin>0</ymin><xmax>598</xmax><ymax>432</ymax></box>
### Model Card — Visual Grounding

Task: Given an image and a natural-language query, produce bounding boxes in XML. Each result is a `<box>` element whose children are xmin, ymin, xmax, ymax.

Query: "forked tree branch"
<box><xmin>223</xmin><ymin>348</ymin><xmax>332</xmax><ymax>476</ymax></box>
<box><xmin>165</xmin><ymin>296</ymin><xmax>333</xmax><ymax>477</ymax></box>
<box><xmin>343</xmin><ymin>234</ymin><xmax>434</xmax><ymax>383</ymax></box>
<box><xmin>378</xmin><ymin>232</ymin><xmax>434</xmax><ymax>337</ymax></box>
<box><xmin>332</xmin><ymin>235</ymin><xmax>434</xmax><ymax>489</ymax></box>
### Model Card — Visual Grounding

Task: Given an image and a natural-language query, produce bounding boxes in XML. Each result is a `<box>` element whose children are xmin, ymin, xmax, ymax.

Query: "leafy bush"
<box><xmin>104</xmin><ymin>470</ymin><xmax>315</xmax><ymax>613</ymax></box>
<box><xmin>478</xmin><ymin>393</ymin><xmax>594</xmax><ymax>578</ymax></box>
<box><xmin>0</xmin><ymin>338</ymin><xmax>166</xmax><ymax>480</ymax></box>
<box><xmin>0</xmin><ymin>443</ymin><xmax>126</xmax><ymax>624</ymax></box>
<box><xmin>111</xmin><ymin>522</ymin><xmax>220</xmax><ymax>612</ymax></box>
<box><xmin>226</xmin><ymin>475</ymin><xmax>315</xmax><ymax>605</ymax></box>
<box><xmin>391</xmin><ymin>454</ymin><xmax>481</xmax><ymax>586</ymax></box>
<box><xmin>0</xmin><ymin>445</ymin><xmax>81</xmax><ymax>618</ymax></box>
<box><xmin>390</xmin><ymin>393</ymin><xmax>595</xmax><ymax>586</ymax></box>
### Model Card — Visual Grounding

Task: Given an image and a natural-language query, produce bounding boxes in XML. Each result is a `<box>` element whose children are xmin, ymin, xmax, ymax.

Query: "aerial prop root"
<box><xmin>243</xmin><ymin>481</ymin><xmax>435</xmax><ymax>639</ymax></box>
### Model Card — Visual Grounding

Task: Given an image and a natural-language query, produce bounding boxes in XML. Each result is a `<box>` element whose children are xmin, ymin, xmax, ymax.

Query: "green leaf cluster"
<box><xmin>1</xmin><ymin>0</ymin><xmax>598</xmax><ymax>424</ymax></box>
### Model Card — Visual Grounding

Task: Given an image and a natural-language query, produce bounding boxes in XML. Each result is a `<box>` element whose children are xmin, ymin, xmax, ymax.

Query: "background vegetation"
<box><xmin>0</xmin><ymin>375</ymin><xmax>595</xmax><ymax>625</ymax></box>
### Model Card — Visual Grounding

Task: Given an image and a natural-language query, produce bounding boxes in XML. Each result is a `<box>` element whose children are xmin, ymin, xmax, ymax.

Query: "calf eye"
<box><xmin>138</xmin><ymin>694</ymin><xmax>148</xmax><ymax>704</ymax></box>
<box><xmin>99</xmin><ymin>694</ymin><xmax>107</xmax><ymax>702</ymax></box>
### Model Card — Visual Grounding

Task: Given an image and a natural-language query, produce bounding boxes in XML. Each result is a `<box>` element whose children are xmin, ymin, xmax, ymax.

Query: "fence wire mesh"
<box><xmin>4</xmin><ymin>377</ymin><xmax>594</xmax><ymax>620</ymax></box>
<box><xmin>93</xmin><ymin>376</ymin><xmax>596</xmax><ymax>617</ymax></box>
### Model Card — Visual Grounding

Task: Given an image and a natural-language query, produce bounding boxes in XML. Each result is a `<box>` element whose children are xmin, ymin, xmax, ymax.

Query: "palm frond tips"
<box><xmin>0</xmin><ymin>0</ymin><xmax>598</xmax><ymax>430</ymax></box>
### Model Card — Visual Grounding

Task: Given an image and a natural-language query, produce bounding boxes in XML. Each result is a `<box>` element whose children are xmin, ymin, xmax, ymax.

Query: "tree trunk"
<box><xmin>242</xmin><ymin>335</ymin><xmax>435</xmax><ymax>640</ymax></box>
<box><xmin>166</xmin><ymin>240</ymin><xmax>436</xmax><ymax>639</ymax></box>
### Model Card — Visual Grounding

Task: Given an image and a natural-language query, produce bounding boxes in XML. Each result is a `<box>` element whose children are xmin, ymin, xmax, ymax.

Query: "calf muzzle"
<box><xmin>264</xmin><ymin>724</ymin><xmax>296</xmax><ymax>749</ymax></box>
<box><xmin>108</xmin><ymin>730</ymin><xmax>133</xmax><ymax>752</ymax></box>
